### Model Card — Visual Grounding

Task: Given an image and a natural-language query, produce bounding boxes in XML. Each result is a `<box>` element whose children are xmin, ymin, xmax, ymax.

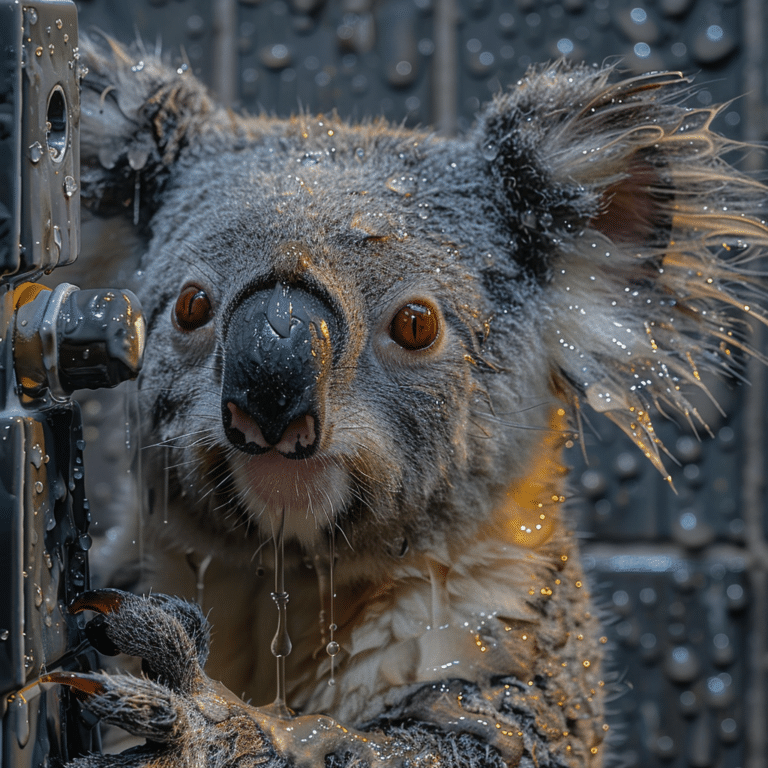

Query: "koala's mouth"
<box><xmin>227</xmin><ymin>448</ymin><xmax>351</xmax><ymax>547</ymax></box>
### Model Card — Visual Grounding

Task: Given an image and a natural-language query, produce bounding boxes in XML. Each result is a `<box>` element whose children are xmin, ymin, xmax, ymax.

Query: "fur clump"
<box><xmin>66</xmin><ymin>36</ymin><xmax>768</xmax><ymax>768</ymax></box>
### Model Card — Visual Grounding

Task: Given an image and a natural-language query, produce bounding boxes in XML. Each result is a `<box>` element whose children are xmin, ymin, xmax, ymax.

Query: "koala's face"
<box><xmin>80</xmin><ymin>42</ymin><xmax>768</xmax><ymax>566</ymax></box>
<box><xmin>134</xmin><ymin>125</ymin><xmax>548</xmax><ymax>558</ymax></box>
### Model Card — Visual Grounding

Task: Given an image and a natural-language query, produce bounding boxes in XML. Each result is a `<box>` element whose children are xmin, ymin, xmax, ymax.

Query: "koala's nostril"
<box><xmin>226</xmin><ymin>402</ymin><xmax>271</xmax><ymax>451</ymax></box>
<box><xmin>274</xmin><ymin>413</ymin><xmax>317</xmax><ymax>455</ymax></box>
<box><xmin>225</xmin><ymin>401</ymin><xmax>318</xmax><ymax>459</ymax></box>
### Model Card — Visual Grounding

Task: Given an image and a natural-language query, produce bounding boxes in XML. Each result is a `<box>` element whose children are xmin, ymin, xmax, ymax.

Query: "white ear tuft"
<box><xmin>480</xmin><ymin>64</ymin><xmax>768</xmax><ymax>476</ymax></box>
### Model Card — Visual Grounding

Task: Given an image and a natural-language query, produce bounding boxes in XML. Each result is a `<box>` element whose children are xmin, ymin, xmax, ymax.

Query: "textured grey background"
<box><xmin>71</xmin><ymin>2</ymin><xmax>768</xmax><ymax>767</ymax></box>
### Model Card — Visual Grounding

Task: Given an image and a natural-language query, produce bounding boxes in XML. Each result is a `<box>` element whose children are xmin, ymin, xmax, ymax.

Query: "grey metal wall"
<box><xmin>72</xmin><ymin>2</ymin><xmax>768</xmax><ymax>768</ymax></box>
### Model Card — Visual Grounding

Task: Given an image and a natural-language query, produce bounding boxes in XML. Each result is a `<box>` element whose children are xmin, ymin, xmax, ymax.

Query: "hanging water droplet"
<box><xmin>127</xmin><ymin>148</ymin><xmax>149</xmax><ymax>171</ymax></box>
<box><xmin>34</xmin><ymin>481</ymin><xmax>43</xmax><ymax>494</ymax></box>
<box><xmin>326</xmin><ymin>640</ymin><xmax>340</xmax><ymax>656</ymax></box>
<box><xmin>26</xmin><ymin>7</ymin><xmax>38</xmax><ymax>24</ymax></box>
<box><xmin>29</xmin><ymin>142</ymin><xmax>44</xmax><ymax>163</ymax></box>
<box><xmin>269</xmin><ymin>511</ymin><xmax>292</xmax><ymax>718</ymax></box>
<box><xmin>481</xmin><ymin>141</ymin><xmax>498</xmax><ymax>161</ymax></box>
<box><xmin>55</xmin><ymin>18</ymin><xmax>63</xmax><ymax>29</ymax></box>
<box><xmin>195</xmin><ymin>553</ymin><xmax>211</xmax><ymax>608</ymax></box>
<box><xmin>63</xmin><ymin>175</ymin><xmax>77</xmax><ymax>197</ymax></box>
<box><xmin>52</xmin><ymin>225</ymin><xmax>62</xmax><ymax>258</ymax></box>
<box><xmin>11</xmin><ymin>695</ymin><xmax>30</xmax><ymax>748</ymax></box>
<box><xmin>33</xmin><ymin>584</ymin><xmax>43</xmax><ymax>607</ymax></box>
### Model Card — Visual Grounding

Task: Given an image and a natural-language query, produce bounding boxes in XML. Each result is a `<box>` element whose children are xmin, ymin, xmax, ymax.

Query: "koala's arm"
<box><xmin>59</xmin><ymin>591</ymin><xmax>571</xmax><ymax>768</ymax></box>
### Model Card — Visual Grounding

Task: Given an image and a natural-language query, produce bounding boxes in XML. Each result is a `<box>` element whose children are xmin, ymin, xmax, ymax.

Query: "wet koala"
<box><xmin>60</xmin><ymin>37</ymin><xmax>768</xmax><ymax>768</ymax></box>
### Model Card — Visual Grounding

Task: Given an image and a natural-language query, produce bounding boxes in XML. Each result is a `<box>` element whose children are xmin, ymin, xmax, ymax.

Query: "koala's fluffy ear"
<box><xmin>79</xmin><ymin>35</ymin><xmax>230</xmax><ymax>221</ymax></box>
<box><xmin>474</xmin><ymin>63</ymin><xmax>768</xmax><ymax>474</ymax></box>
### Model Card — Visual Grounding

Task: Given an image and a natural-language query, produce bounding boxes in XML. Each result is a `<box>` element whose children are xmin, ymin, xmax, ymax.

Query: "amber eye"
<box><xmin>390</xmin><ymin>302</ymin><xmax>439</xmax><ymax>350</ymax></box>
<box><xmin>173</xmin><ymin>285</ymin><xmax>213</xmax><ymax>331</ymax></box>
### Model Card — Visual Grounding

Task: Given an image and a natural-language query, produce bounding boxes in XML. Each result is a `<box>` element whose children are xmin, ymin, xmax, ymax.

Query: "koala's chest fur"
<box><xmin>142</xmin><ymin>414</ymin><xmax>604</xmax><ymax>763</ymax></box>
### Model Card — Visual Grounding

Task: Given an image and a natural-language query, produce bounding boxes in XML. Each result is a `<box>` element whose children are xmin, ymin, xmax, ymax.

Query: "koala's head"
<box><xmin>80</xmin><ymin>39</ymin><xmax>768</xmax><ymax>565</ymax></box>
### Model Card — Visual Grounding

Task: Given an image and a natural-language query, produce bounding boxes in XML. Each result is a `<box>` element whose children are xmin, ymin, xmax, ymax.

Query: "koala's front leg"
<box><xmin>57</xmin><ymin>590</ymin><xmax>286</xmax><ymax>768</ymax></box>
<box><xmin>58</xmin><ymin>591</ymin><xmax>520</xmax><ymax>767</ymax></box>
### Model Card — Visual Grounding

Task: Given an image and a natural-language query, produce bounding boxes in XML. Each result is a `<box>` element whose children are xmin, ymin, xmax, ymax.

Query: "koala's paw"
<box><xmin>53</xmin><ymin>589</ymin><xmax>285</xmax><ymax>768</ymax></box>
<box><xmin>55</xmin><ymin>591</ymin><xmax>513</xmax><ymax>768</ymax></box>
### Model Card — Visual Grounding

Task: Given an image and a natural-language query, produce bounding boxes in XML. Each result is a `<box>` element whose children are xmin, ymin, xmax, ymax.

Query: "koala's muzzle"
<box><xmin>222</xmin><ymin>283</ymin><xmax>334</xmax><ymax>459</ymax></box>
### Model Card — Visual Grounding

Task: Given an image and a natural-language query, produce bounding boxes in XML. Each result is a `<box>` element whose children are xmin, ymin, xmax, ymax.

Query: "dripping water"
<box><xmin>326</xmin><ymin>530</ymin><xmax>339</xmax><ymax>686</ymax></box>
<box><xmin>124</xmin><ymin>382</ymin><xmax>144</xmax><ymax>580</ymax></box>
<box><xmin>196</xmin><ymin>554</ymin><xmax>212</xmax><ymax>609</ymax></box>
<box><xmin>185</xmin><ymin>551</ymin><xmax>213</xmax><ymax>609</ymax></box>
<box><xmin>256</xmin><ymin>541</ymin><xmax>265</xmax><ymax>577</ymax></box>
<box><xmin>133</xmin><ymin>171</ymin><xmax>141</xmax><ymax>226</ymax></box>
<box><xmin>161</xmin><ymin>445</ymin><xmax>169</xmax><ymax>525</ymax></box>
<box><xmin>269</xmin><ymin>509</ymin><xmax>292</xmax><ymax>718</ymax></box>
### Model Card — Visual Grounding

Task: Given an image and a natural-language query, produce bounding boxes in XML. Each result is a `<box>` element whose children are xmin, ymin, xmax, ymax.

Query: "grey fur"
<box><xmin>65</xmin><ymin>36</ymin><xmax>768</xmax><ymax>768</ymax></box>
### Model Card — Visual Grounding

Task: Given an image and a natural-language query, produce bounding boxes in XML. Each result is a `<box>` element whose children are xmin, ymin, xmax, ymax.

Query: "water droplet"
<box><xmin>326</xmin><ymin>640</ymin><xmax>340</xmax><ymax>656</ymax></box>
<box><xmin>0</xmin><ymin>629</ymin><xmax>8</xmax><ymax>641</ymax></box>
<box><xmin>48</xmin><ymin>44</ymin><xmax>55</xmax><ymax>55</ymax></box>
<box><xmin>481</xmin><ymin>141</ymin><xmax>498</xmax><ymax>161</ymax></box>
<box><xmin>11</xmin><ymin>695</ymin><xmax>30</xmax><ymax>747</ymax></box>
<box><xmin>63</xmin><ymin>175</ymin><xmax>77</xmax><ymax>197</ymax></box>
<box><xmin>52</xmin><ymin>225</ymin><xmax>62</xmax><ymax>258</ymax></box>
<box><xmin>34</xmin><ymin>481</ymin><xmax>43</xmax><ymax>494</ymax></box>
<box><xmin>355</xmin><ymin>147</ymin><xmax>365</xmax><ymax>159</ymax></box>
<box><xmin>127</xmin><ymin>148</ymin><xmax>149</xmax><ymax>171</ymax></box>
<box><xmin>29</xmin><ymin>141</ymin><xmax>44</xmax><ymax>163</ymax></box>
<box><xmin>269</xmin><ymin>511</ymin><xmax>292</xmax><ymax>718</ymax></box>
<box><xmin>385</xmin><ymin>175</ymin><xmax>418</xmax><ymax>196</ymax></box>
<box><xmin>26</xmin><ymin>8</ymin><xmax>38</xmax><ymax>24</ymax></box>
<box><xmin>33</xmin><ymin>583</ymin><xmax>43</xmax><ymax>607</ymax></box>
<box><xmin>55</xmin><ymin>18</ymin><xmax>63</xmax><ymax>29</ymax></box>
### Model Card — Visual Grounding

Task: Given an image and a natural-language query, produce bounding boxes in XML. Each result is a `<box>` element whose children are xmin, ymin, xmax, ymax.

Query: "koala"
<box><xmin>56</xmin><ymin>36</ymin><xmax>768</xmax><ymax>768</ymax></box>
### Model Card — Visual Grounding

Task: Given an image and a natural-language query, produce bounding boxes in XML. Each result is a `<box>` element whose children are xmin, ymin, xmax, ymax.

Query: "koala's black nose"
<box><xmin>221</xmin><ymin>283</ymin><xmax>334</xmax><ymax>459</ymax></box>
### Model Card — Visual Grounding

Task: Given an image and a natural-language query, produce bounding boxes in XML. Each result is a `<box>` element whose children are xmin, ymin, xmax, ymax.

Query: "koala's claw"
<box><xmin>70</xmin><ymin>588</ymin><xmax>126</xmax><ymax>616</ymax></box>
<box><xmin>59</xmin><ymin>590</ymin><xmax>283</xmax><ymax>767</ymax></box>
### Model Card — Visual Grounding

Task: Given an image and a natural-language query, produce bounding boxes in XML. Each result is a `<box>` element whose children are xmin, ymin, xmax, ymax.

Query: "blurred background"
<box><xmin>70</xmin><ymin>2</ymin><xmax>768</xmax><ymax>768</ymax></box>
